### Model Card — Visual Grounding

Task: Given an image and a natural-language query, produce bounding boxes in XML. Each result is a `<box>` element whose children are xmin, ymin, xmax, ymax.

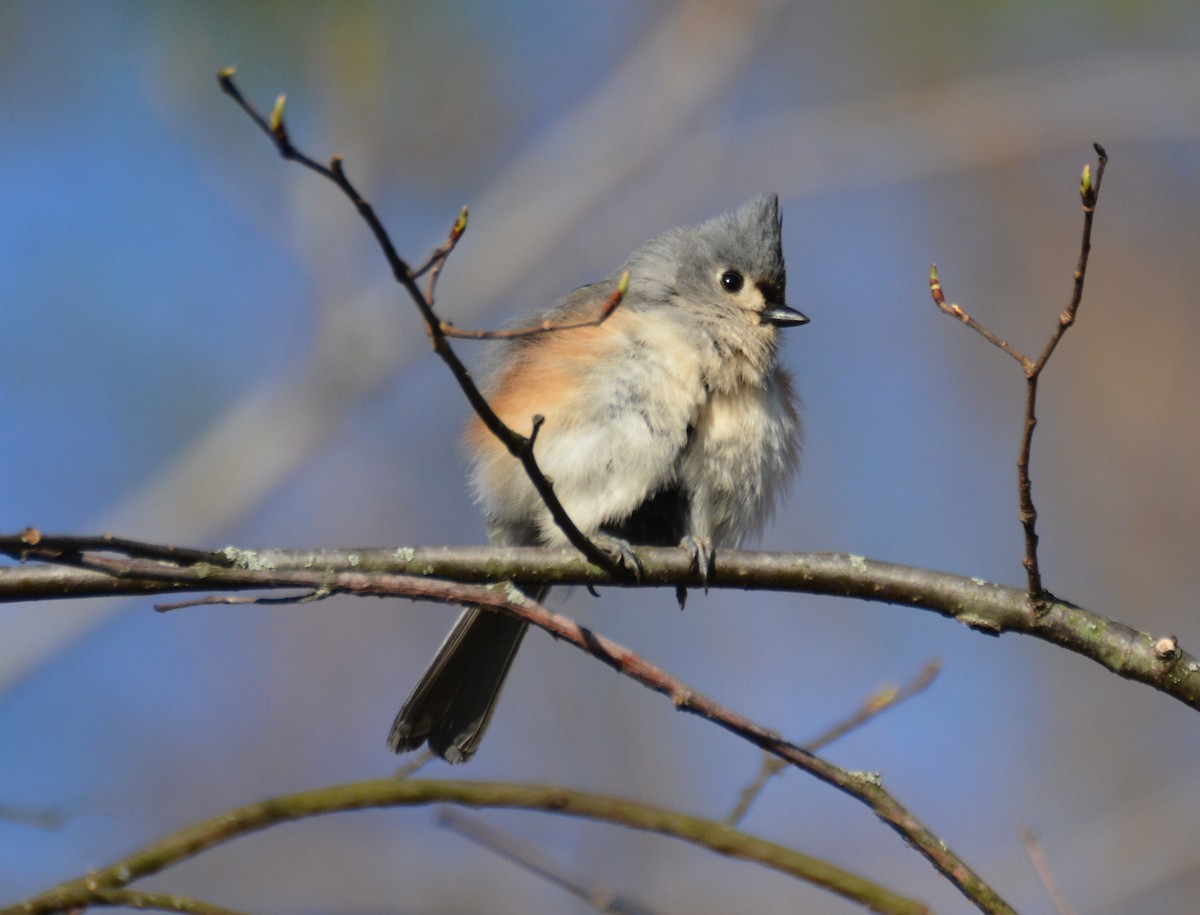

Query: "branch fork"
<box><xmin>930</xmin><ymin>143</ymin><xmax>1108</xmax><ymax>600</ymax></box>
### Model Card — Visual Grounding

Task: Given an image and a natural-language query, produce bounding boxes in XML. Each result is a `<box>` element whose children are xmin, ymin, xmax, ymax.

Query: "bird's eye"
<box><xmin>720</xmin><ymin>270</ymin><xmax>744</xmax><ymax>293</ymax></box>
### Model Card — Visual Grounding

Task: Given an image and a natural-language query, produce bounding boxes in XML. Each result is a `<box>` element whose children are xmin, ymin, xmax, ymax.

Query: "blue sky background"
<box><xmin>3</xmin><ymin>3</ymin><xmax>1200</xmax><ymax>913</ymax></box>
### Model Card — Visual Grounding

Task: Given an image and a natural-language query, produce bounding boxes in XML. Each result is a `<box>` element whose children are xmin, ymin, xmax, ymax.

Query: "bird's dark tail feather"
<box><xmin>388</xmin><ymin>589</ymin><xmax>544</xmax><ymax>763</ymax></box>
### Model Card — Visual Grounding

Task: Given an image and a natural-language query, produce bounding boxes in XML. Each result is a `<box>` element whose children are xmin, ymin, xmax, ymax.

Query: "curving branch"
<box><xmin>2</xmin><ymin>780</ymin><xmax>931</xmax><ymax>915</ymax></box>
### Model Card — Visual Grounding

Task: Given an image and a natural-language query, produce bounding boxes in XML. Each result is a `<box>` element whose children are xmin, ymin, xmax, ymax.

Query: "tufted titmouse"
<box><xmin>388</xmin><ymin>195</ymin><xmax>807</xmax><ymax>762</ymax></box>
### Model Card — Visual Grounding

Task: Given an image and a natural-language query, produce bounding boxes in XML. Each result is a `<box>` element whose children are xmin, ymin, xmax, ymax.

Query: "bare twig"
<box><xmin>217</xmin><ymin>69</ymin><xmax>626</xmax><ymax>577</ymax></box>
<box><xmin>806</xmin><ymin>659</ymin><xmax>942</xmax><ymax>751</ymax></box>
<box><xmin>413</xmin><ymin>206</ymin><xmax>468</xmax><ymax>281</ymax></box>
<box><xmin>929</xmin><ymin>266</ymin><xmax>1030</xmax><ymax>369</ymax></box>
<box><xmin>929</xmin><ymin>144</ymin><xmax>1108</xmax><ymax>598</ymax></box>
<box><xmin>8</xmin><ymin>527</ymin><xmax>232</xmax><ymax>567</ymax></box>
<box><xmin>440</xmin><ymin>271</ymin><xmax>629</xmax><ymax>339</ymax></box>
<box><xmin>1019</xmin><ymin>829</ymin><xmax>1079</xmax><ymax>915</ymax></box>
<box><xmin>392</xmin><ymin>748</ymin><xmax>434</xmax><ymax>780</ymax></box>
<box><xmin>1032</xmin><ymin>147</ymin><xmax>1107</xmax><ymax>374</ymax></box>
<box><xmin>438</xmin><ymin>809</ymin><xmax>660</xmax><ymax>915</ymax></box>
<box><xmin>0</xmin><ymin>803</ymin><xmax>68</xmax><ymax>831</ymax></box>
<box><xmin>417</xmin><ymin>205</ymin><xmax>468</xmax><ymax>310</ymax></box>
<box><xmin>726</xmin><ymin>659</ymin><xmax>942</xmax><ymax>826</ymax></box>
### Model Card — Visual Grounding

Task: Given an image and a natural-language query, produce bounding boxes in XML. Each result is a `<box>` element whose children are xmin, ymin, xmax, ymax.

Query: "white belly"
<box><xmin>680</xmin><ymin>371</ymin><xmax>800</xmax><ymax>546</ymax></box>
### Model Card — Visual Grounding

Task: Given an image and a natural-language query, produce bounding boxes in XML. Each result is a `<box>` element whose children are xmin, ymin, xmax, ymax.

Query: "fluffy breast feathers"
<box><xmin>465</xmin><ymin>303</ymin><xmax>799</xmax><ymax>548</ymax></box>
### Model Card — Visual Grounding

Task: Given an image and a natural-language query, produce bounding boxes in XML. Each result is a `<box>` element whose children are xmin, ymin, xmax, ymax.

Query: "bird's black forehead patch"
<box><xmin>756</xmin><ymin>279</ymin><xmax>784</xmax><ymax>305</ymax></box>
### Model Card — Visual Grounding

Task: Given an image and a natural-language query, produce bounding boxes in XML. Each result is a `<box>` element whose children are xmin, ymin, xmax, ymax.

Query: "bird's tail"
<box><xmin>387</xmin><ymin>589</ymin><xmax>543</xmax><ymax>763</ymax></box>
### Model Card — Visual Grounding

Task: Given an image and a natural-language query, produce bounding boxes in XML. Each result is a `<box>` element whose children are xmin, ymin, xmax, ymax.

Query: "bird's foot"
<box><xmin>592</xmin><ymin>533</ymin><xmax>643</xmax><ymax>582</ymax></box>
<box><xmin>680</xmin><ymin>535</ymin><xmax>714</xmax><ymax>592</ymax></box>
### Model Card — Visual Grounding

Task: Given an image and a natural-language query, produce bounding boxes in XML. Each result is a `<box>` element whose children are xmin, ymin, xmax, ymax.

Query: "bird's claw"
<box><xmin>680</xmin><ymin>535</ymin><xmax>714</xmax><ymax>592</ymax></box>
<box><xmin>593</xmin><ymin>534</ymin><xmax>642</xmax><ymax>582</ymax></box>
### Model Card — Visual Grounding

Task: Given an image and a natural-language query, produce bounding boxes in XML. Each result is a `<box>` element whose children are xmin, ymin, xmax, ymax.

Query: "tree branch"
<box><xmin>1</xmin><ymin>780</ymin><xmax>930</xmax><ymax>915</ymax></box>
<box><xmin>2</xmin><ymin>537</ymin><xmax>1194</xmax><ymax>718</ymax></box>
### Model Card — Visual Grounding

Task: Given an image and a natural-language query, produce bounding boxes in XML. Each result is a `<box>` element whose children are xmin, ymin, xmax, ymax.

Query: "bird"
<box><xmin>388</xmin><ymin>195</ymin><xmax>807</xmax><ymax>763</ymax></box>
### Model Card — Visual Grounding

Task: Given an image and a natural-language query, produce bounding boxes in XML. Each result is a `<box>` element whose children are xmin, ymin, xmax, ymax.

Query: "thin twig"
<box><xmin>1019</xmin><ymin>829</ymin><xmax>1079</xmax><ymax>915</ymax></box>
<box><xmin>8</xmin><ymin>527</ymin><xmax>233</xmax><ymax>567</ymax></box>
<box><xmin>438</xmin><ymin>809</ymin><xmax>660</xmax><ymax>915</ymax></box>
<box><xmin>725</xmin><ymin>660</ymin><xmax>942</xmax><ymax>826</ymax></box>
<box><xmin>0</xmin><ymin>803</ymin><xmax>68</xmax><ymax>831</ymax></box>
<box><xmin>929</xmin><ymin>266</ymin><xmax>1030</xmax><ymax>369</ymax></box>
<box><xmin>1032</xmin><ymin>145</ymin><xmax>1107</xmax><ymax>375</ymax></box>
<box><xmin>440</xmin><ymin>271</ymin><xmax>629</xmax><ymax>339</ymax></box>
<box><xmin>929</xmin><ymin>144</ymin><xmax>1107</xmax><ymax>598</ymax></box>
<box><xmin>1015</xmin><ymin>144</ymin><xmax>1107</xmax><ymax>598</ymax></box>
<box><xmin>413</xmin><ymin>206</ymin><xmax>468</xmax><ymax>281</ymax></box>
<box><xmin>418</xmin><ymin>205</ymin><xmax>468</xmax><ymax>312</ymax></box>
<box><xmin>392</xmin><ymin>748</ymin><xmax>434</xmax><ymax>780</ymax></box>
<box><xmin>805</xmin><ymin>659</ymin><xmax>942</xmax><ymax>751</ymax></box>
<box><xmin>217</xmin><ymin>69</ymin><xmax>625</xmax><ymax>577</ymax></box>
